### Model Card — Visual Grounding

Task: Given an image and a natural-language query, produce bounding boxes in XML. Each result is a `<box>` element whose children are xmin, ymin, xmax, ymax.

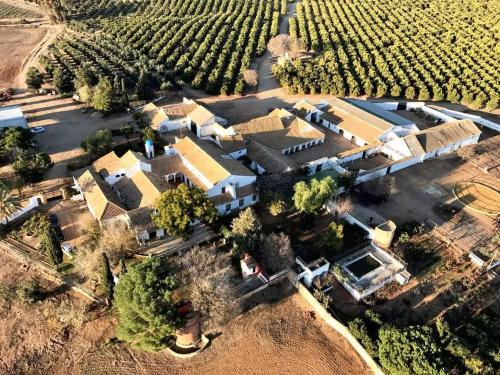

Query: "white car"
<box><xmin>30</xmin><ymin>127</ymin><xmax>45</xmax><ymax>134</ymax></box>
<box><xmin>61</xmin><ymin>242</ymin><xmax>74</xmax><ymax>257</ymax></box>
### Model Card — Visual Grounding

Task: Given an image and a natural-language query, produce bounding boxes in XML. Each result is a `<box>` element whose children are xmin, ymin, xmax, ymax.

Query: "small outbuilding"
<box><xmin>0</xmin><ymin>105</ymin><xmax>28</xmax><ymax>129</ymax></box>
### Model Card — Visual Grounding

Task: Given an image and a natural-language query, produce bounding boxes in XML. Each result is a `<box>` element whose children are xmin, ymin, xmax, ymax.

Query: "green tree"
<box><xmin>13</xmin><ymin>151</ymin><xmax>52</xmax><ymax>183</ymax></box>
<box><xmin>26</xmin><ymin>67</ymin><xmax>43</xmax><ymax>91</ymax></box>
<box><xmin>349</xmin><ymin>317</ymin><xmax>379</xmax><ymax>357</ymax></box>
<box><xmin>81</xmin><ymin>129</ymin><xmax>112</xmax><ymax>156</ymax></box>
<box><xmin>230</xmin><ymin>207</ymin><xmax>262</xmax><ymax>251</ymax></box>
<box><xmin>100</xmin><ymin>252</ymin><xmax>114</xmax><ymax>304</ymax></box>
<box><xmin>324</xmin><ymin>221</ymin><xmax>344</xmax><ymax>253</ymax></box>
<box><xmin>0</xmin><ymin>127</ymin><xmax>33</xmax><ymax>160</ymax></box>
<box><xmin>40</xmin><ymin>225</ymin><xmax>63</xmax><ymax>265</ymax></box>
<box><xmin>141</xmin><ymin>126</ymin><xmax>156</xmax><ymax>143</ymax></box>
<box><xmin>53</xmin><ymin>68</ymin><xmax>74</xmax><ymax>95</ymax></box>
<box><xmin>114</xmin><ymin>257</ymin><xmax>182</xmax><ymax>351</ymax></box>
<box><xmin>378</xmin><ymin>325</ymin><xmax>448</xmax><ymax>375</ymax></box>
<box><xmin>135</xmin><ymin>71</ymin><xmax>154</xmax><ymax>101</ymax></box>
<box><xmin>153</xmin><ymin>184</ymin><xmax>218</xmax><ymax>239</ymax></box>
<box><xmin>0</xmin><ymin>185</ymin><xmax>21</xmax><ymax>224</ymax></box>
<box><xmin>404</xmin><ymin>86</ymin><xmax>416</xmax><ymax>100</ymax></box>
<box><xmin>16</xmin><ymin>280</ymin><xmax>42</xmax><ymax>304</ymax></box>
<box><xmin>73</xmin><ymin>65</ymin><xmax>97</xmax><ymax>89</ymax></box>
<box><xmin>92</xmin><ymin>76</ymin><xmax>114</xmax><ymax>113</ymax></box>
<box><xmin>293</xmin><ymin>176</ymin><xmax>336</xmax><ymax>215</ymax></box>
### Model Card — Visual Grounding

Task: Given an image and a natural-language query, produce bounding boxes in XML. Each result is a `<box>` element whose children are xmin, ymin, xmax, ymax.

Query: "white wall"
<box><xmin>207</xmin><ymin>175</ymin><xmax>256</xmax><ymax>198</ymax></box>
<box><xmin>437</xmin><ymin>109</ymin><xmax>500</xmax><ymax>132</ymax></box>
<box><xmin>1</xmin><ymin>196</ymin><xmax>41</xmax><ymax>225</ymax></box>
<box><xmin>216</xmin><ymin>193</ymin><xmax>258</xmax><ymax>215</ymax></box>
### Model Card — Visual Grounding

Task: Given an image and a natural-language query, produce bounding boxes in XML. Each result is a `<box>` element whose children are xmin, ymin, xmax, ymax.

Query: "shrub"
<box><xmin>16</xmin><ymin>280</ymin><xmax>42</xmax><ymax>304</ymax></box>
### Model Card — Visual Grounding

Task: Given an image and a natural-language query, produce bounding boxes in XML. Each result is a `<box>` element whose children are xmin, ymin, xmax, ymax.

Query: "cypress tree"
<box><xmin>101</xmin><ymin>252</ymin><xmax>115</xmax><ymax>304</ymax></box>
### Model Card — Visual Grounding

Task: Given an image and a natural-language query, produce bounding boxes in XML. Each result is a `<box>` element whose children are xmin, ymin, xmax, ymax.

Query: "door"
<box><xmin>190</xmin><ymin>122</ymin><xmax>197</xmax><ymax>135</ymax></box>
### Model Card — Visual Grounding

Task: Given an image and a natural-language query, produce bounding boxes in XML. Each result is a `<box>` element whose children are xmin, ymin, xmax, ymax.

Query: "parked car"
<box><xmin>61</xmin><ymin>242</ymin><xmax>74</xmax><ymax>257</ymax></box>
<box><xmin>30</xmin><ymin>127</ymin><xmax>45</xmax><ymax>134</ymax></box>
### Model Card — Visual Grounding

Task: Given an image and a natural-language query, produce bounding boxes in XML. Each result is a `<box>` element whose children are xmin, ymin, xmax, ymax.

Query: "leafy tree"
<box><xmin>378</xmin><ymin>325</ymin><xmax>448</xmax><ymax>375</ymax></box>
<box><xmin>81</xmin><ymin>129</ymin><xmax>112</xmax><ymax>156</ymax></box>
<box><xmin>293</xmin><ymin>176</ymin><xmax>336</xmax><ymax>215</ymax></box>
<box><xmin>268</xmin><ymin>195</ymin><xmax>286</xmax><ymax>216</ymax></box>
<box><xmin>114</xmin><ymin>257</ymin><xmax>182</xmax><ymax>351</ymax></box>
<box><xmin>92</xmin><ymin>76</ymin><xmax>114</xmax><ymax>113</ymax></box>
<box><xmin>13</xmin><ymin>151</ymin><xmax>52</xmax><ymax>183</ymax></box>
<box><xmin>260</xmin><ymin>232</ymin><xmax>294</xmax><ymax>273</ymax></box>
<box><xmin>0</xmin><ymin>185</ymin><xmax>21</xmax><ymax>224</ymax></box>
<box><xmin>0</xmin><ymin>127</ymin><xmax>34</xmax><ymax>159</ymax></box>
<box><xmin>404</xmin><ymin>86</ymin><xmax>416</xmax><ymax>100</ymax></box>
<box><xmin>135</xmin><ymin>71</ymin><xmax>154</xmax><ymax>101</ymax></box>
<box><xmin>26</xmin><ymin>67</ymin><xmax>43</xmax><ymax>91</ymax></box>
<box><xmin>349</xmin><ymin>317</ymin><xmax>379</xmax><ymax>357</ymax></box>
<box><xmin>324</xmin><ymin>221</ymin><xmax>344</xmax><ymax>253</ymax></box>
<box><xmin>100</xmin><ymin>252</ymin><xmax>114</xmax><ymax>304</ymax></box>
<box><xmin>141</xmin><ymin>126</ymin><xmax>156</xmax><ymax>142</ymax></box>
<box><xmin>230</xmin><ymin>207</ymin><xmax>262</xmax><ymax>251</ymax></box>
<box><xmin>153</xmin><ymin>184</ymin><xmax>218</xmax><ymax>239</ymax></box>
<box><xmin>74</xmin><ymin>66</ymin><xmax>97</xmax><ymax>89</ymax></box>
<box><xmin>53</xmin><ymin>68</ymin><xmax>74</xmax><ymax>94</ymax></box>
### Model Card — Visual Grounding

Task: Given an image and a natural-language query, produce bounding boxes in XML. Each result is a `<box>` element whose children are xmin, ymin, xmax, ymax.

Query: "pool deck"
<box><xmin>338</xmin><ymin>245</ymin><xmax>405</xmax><ymax>289</ymax></box>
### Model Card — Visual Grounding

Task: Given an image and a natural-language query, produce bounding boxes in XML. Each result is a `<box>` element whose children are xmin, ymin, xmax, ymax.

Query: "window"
<box><xmin>222</xmin><ymin>186</ymin><xmax>226</xmax><ymax>194</ymax></box>
<box><xmin>225</xmin><ymin>203</ymin><xmax>231</xmax><ymax>212</ymax></box>
<box><xmin>239</xmin><ymin>199</ymin><xmax>244</xmax><ymax>207</ymax></box>
<box><xmin>252</xmin><ymin>194</ymin><xmax>257</xmax><ymax>201</ymax></box>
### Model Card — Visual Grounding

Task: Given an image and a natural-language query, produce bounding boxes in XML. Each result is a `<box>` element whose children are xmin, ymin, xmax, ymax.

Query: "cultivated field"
<box><xmin>0</xmin><ymin>27</ymin><xmax>47</xmax><ymax>88</ymax></box>
<box><xmin>46</xmin><ymin>0</ymin><xmax>286</xmax><ymax>95</ymax></box>
<box><xmin>275</xmin><ymin>0</ymin><xmax>499</xmax><ymax>108</ymax></box>
<box><xmin>0</xmin><ymin>0</ymin><xmax>41</xmax><ymax>19</ymax></box>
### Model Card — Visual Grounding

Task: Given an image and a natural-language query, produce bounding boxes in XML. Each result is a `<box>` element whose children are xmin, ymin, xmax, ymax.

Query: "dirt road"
<box><xmin>12</xmin><ymin>25</ymin><xmax>61</xmax><ymax>88</ymax></box>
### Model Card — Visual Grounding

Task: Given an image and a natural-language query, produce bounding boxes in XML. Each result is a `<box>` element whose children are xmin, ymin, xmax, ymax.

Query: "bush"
<box><xmin>348</xmin><ymin>317</ymin><xmax>379</xmax><ymax>357</ymax></box>
<box><xmin>16</xmin><ymin>280</ymin><xmax>42</xmax><ymax>304</ymax></box>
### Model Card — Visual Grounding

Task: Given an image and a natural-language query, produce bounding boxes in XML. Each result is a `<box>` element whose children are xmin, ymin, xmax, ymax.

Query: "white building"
<box><xmin>74</xmin><ymin>136</ymin><xmax>258</xmax><ymax>242</ymax></box>
<box><xmin>142</xmin><ymin>97</ymin><xmax>227</xmax><ymax>137</ymax></box>
<box><xmin>0</xmin><ymin>105</ymin><xmax>28</xmax><ymax>129</ymax></box>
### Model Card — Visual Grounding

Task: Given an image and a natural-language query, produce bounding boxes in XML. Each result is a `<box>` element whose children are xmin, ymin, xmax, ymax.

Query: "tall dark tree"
<box><xmin>53</xmin><ymin>68</ymin><xmax>74</xmax><ymax>94</ymax></box>
<box><xmin>25</xmin><ymin>67</ymin><xmax>43</xmax><ymax>91</ymax></box>
<box><xmin>135</xmin><ymin>71</ymin><xmax>154</xmax><ymax>101</ymax></box>
<box><xmin>100</xmin><ymin>252</ymin><xmax>115</xmax><ymax>305</ymax></box>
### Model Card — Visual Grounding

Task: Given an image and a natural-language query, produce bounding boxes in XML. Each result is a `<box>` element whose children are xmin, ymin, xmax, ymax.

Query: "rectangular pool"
<box><xmin>346</xmin><ymin>254</ymin><xmax>381</xmax><ymax>278</ymax></box>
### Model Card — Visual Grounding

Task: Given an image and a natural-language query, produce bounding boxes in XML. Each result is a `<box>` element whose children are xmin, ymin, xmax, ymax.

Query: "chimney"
<box><xmin>164</xmin><ymin>144</ymin><xmax>176</xmax><ymax>156</ymax></box>
<box><xmin>145</xmin><ymin>139</ymin><xmax>154</xmax><ymax>159</ymax></box>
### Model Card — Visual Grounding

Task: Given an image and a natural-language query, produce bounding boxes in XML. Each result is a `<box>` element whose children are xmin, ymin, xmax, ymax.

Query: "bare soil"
<box><xmin>0</xmin><ymin>246</ymin><xmax>370</xmax><ymax>375</ymax></box>
<box><xmin>75</xmin><ymin>294</ymin><xmax>370</xmax><ymax>375</ymax></box>
<box><xmin>0</xmin><ymin>27</ymin><xmax>47</xmax><ymax>88</ymax></box>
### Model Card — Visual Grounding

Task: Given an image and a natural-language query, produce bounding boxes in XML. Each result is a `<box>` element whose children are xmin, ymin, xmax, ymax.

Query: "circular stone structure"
<box><xmin>453</xmin><ymin>181</ymin><xmax>500</xmax><ymax>216</ymax></box>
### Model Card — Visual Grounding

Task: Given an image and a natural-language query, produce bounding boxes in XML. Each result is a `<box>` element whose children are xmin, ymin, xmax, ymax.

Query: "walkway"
<box><xmin>256</xmin><ymin>0</ymin><xmax>299</xmax><ymax>95</ymax></box>
<box><xmin>142</xmin><ymin>224</ymin><xmax>217</xmax><ymax>257</ymax></box>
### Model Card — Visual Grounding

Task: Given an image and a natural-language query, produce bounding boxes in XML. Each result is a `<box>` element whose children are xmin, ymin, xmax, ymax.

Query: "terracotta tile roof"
<box><xmin>114</xmin><ymin>170</ymin><xmax>168</xmax><ymax>209</ymax></box>
<box><xmin>404</xmin><ymin>134</ymin><xmax>426</xmax><ymax>158</ymax></box>
<box><xmin>327</xmin><ymin>98</ymin><xmax>395</xmax><ymax>143</ymax></box>
<box><xmin>127</xmin><ymin>206</ymin><xmax>158</xmax><ymax>233</ymax></box>
<box><xmin>246</xmin><ymin>140</ymin><xmax>297</xmax><ymax>173</ymax></box>
<box><xmin>77</xmin><ymin>169</ymin><xmax>126</xmax><ymax>222</ymax></box>
<box><xmin>142</xmin><ymin>103</ymin><xmax>168</xmax><ymax>130</ymax></box>
<box><xmin>414</xmin><ymin>120</ymin><xmax>481</xmax><ymax>154</ymax></box>
<box><xmin>149</xmin><ymin>154</ymin><xmax>184</xmax><ymax>176</ymax></box>
<box><xmin>210</xmin><ymin>183</ymin><xmax>257</xmax><ymax>206</ymax></box>
<box><xmin>319</xmin><ymin>105</ymin><xmax>343</xmax><ymax>124</ymax></box>
<box><xmin>188</xmin><ymin>103</ymin><xmax>215</xmax><ymax>125</ymax></box>
<box><xmin>173</xmin><ymin>136</ymin><xmax>254</xmax><ymax>186</ymax></box>
<box><xmin>232</xmin><ymin>109</ymin><xmax>324</xmax><ymax>151</ymax></box>
<box><xmin>218</xmin><ymin>134</ymin><xmax>245</xmax><ymax>153</ymax></box>
<box><xmin>162</xmin><ymin>102</ymin><xmax>198</xmax><ymax>119</ymax></box>
<box><xmin>93</xmin><ymin>150</ymin><xmax>147</xmax><ymax>177</ymax></box>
